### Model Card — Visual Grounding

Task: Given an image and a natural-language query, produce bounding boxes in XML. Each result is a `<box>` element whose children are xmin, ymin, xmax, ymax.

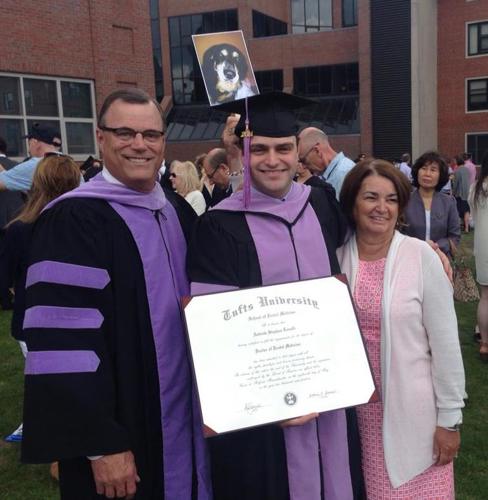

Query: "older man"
<box><xmin>297</xmin><ymin>127</ymin><xmax>355</xmax><ymax>199</ymax></box>
<box><xmin>21</xmin><ymin>88</ymin><xmax>210</xmax><ymax>500</ymax></box>
<box><xmin>188</xmin><ymin>92</ymin><xmax>364</xmax><ymax>500</ymax></box>
<box><xmin>0</xmin><ymin>123</ymin><xmax>62</xmax><ymax>192</ymax></box>
<box><xmin>202</xmin><ymin>148</ymin><xmax>233</xmax><ymax>207</ymax></box>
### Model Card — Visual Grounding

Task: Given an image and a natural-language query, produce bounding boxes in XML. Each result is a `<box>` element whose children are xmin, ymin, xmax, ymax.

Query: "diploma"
<box><xmin>184</xmin><ymin>275</ymin><xmax>376</xmax><ymax>435</ymax></box>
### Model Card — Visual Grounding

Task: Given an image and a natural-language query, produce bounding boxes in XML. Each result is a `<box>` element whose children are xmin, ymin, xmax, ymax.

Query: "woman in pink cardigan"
<box><xmin>337</xmin><ymin>159</ymin><xmax>465</xmax><ymax>499</ymax></box>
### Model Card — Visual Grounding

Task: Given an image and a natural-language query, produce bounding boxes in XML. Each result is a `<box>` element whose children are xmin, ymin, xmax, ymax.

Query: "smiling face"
<box><xmin>96</xmin><ymin>99</ymin><xmax>165</xmax><ymax>192</ymax></box>
<box><xmin>417</xmin><ymin>161</ymin><xmax>440</xmax><ymax>191</ymax></box>
<box><xmin>353</xmin><ymin>174</ymin><xmax>399</xmax><ymax>239</ymax></box>
<box><xmin>249</xmin><ymin>135</ymin><xmax>298</xmax><ymax>199</ymax></box>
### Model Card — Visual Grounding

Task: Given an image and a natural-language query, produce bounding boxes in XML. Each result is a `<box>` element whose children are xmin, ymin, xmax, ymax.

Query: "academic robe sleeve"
<box><xmin>22</xmin><ymin>200</ymin><xmax>132</xmax><ymax>463</ymax></box>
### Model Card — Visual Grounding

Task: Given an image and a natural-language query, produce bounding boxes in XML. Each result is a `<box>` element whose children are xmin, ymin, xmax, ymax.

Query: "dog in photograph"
<box><xmin>202</xmin><ymin>43</ymin><xmax>258</xmax><ymax>105</ymax></box>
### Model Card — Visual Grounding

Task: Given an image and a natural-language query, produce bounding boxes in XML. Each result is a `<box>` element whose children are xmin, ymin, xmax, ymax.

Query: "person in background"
<box><xmin>0</xmin><ymin>136</ymin><xmax>23</xmax><ymax>309</ymax></box>
<box><xmin>453</xmin><ymin>156</ymin><xmax>471</xmax><ymax>233</ymax></box>
<box><xmin>469</xmin><ymin>151</ymin><xmax>488</xmax><ymax>362</ymax></box>
<box><xmin>169</xmin><ymin>160</ymin><xmax>206</xmax><ymax>215</ymax></box>
<box><xmin>81</xmin><ymin>156</ymin><xmax>103</xmax><ymax>182</ymax></box>
<box><xmin>202</xmin><ymin>148</ymin><xmax>233</xmax><ymax>208</ymax></box>
<box><xmin>463</xmin><ymin>152</ymin><xmax>477</xmax><ymax>186</ymax></box>
<box><xmin>295</xmin><ymin>160</ymin><xmax>329</xmax><ymax>188</ymax></box>
<box><xmin>338</xmin><ymin>159</ymin><xmax>465</xmax><ymax>499</ymax></box>
<box><xmin>0</xmin><ymin>123</ymin><xmax>62</xmax><ymax>192</ymax></box>
<box><xmin>195</xmin><ymin>153</ymin><xmax>212</xmax><ymax>206</ymax></box>
<box><xmin>0</xmin><ymin>154</ymin><xmax>81</xmax><ymax>448</ymax></box>
<box><xmin>403</xmin><ymin>151</ymin><xmax>460</xmax><ymax>255</ymax></box>
<box><xmin>354</xmin><ymin>153</ymin><xmax>366</xmax><ymax>163</ymax></box>
<box><xmin>398</xmin><ymin>153</ymin><xmax>412</xmax><ymax>182</ymax></box>
<box><xmin>297</xmin><ymin>127</ymin><xmax>355</xmax><ymax>199</ymax></box>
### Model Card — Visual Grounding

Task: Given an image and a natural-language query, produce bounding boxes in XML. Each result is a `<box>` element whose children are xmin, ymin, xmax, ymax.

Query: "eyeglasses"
<box><xmin>207</xmin><ymin>167</ymin><xmax>219</xmax><ymax>180</ymax></box>
<box><xmin>99</xmin><ymin>126</ymin><xmax>164</xmax><ymax>143</ymax></box>
<box><xmin>299</xmin><ymin>143</ymin><xmax>318</xmax><ymax>165</ymax></box>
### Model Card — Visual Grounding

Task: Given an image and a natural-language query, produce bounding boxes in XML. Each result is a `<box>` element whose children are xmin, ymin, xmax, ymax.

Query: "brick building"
<box><xmin>1</xmin><ymin>1</ymin><xmax>488</xmax><ymax>164</ymax></box>
<box><xmin>0</xmin><ymin>0</ymin><xmax>154</xmax><ymax>161</ymax></box>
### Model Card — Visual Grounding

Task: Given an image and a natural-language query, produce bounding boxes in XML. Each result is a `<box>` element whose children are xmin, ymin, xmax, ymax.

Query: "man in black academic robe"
<box><xmin>22</xmin><ymin>89</ymin><xmax>211</xmax><ymax>500</ymax></box>
<box><xmin>187</xmin><ymin>92</ymin><xmax>365</xmax><ymax>500</ymax></box>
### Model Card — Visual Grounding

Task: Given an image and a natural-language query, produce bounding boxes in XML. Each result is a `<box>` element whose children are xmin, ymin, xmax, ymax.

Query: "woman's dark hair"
<box><xmin>473</xmin><ymin>151</ymin><xmax>488</xmax><ymax>208</ymax></box>
<box><xmin>339</xmin><ymin>159</ymin><xmax>411</xmax><ymax>230</ymax></box>
<box><xmin>411</xmin><ymin>151</ymin><xmax>449</xmax><ymax>191</ymax></box>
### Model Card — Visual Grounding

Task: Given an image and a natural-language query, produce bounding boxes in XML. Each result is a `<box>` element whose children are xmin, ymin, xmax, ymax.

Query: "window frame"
<box><xmin>342</xmin><ymin>0</ymin><xmax>357</xmax><ymax>28</ymax></box>
<box><xmin>0</xmin><ymin>72</ymin><xmax>98</xmax><ymax>161</ymax></box>
<box><xmin>466</xmin><ymin>20</ymin><xmax>488</xmax><ymax>58</ymax></box>
<box><xmin>252</xmin><ymin>10</ymin><xmax>288</xmax><ymax>38</ymax></box>
<box><xmin>291</xmin><ymin>0</ymin><xmax>333</xmax><ymax>34</ymax></box>
<box><xmin>466</xmin><ymin>76</ymin><xmax>488</xmax><ymax>113</ymax></box>
<box><xmin>465</xmin><ymin>131</ymin><xmax>488</xmax><ymax>164</ymax></box>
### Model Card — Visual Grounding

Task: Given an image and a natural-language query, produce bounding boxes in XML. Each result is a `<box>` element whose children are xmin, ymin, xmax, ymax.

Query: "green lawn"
<box><xmin>0</xmin><ymin>232</ymin><xmax>486</xmax><ymax>499</ymax></box>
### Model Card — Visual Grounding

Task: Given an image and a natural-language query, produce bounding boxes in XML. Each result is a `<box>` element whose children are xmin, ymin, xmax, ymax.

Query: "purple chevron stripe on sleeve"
<box><xmin>23</xmin><ymin>306</ymin><xmax>104</xmax><ymax>329</ymax></box>
<box><xmin>26</xmin><ymin>260</ymin><xmax>110</xmax><ymax>289</ymax></box>
<box><xmin>25</xmin><ymin>350</ymin><xmax>100</xmax><ymax>375</ymax></box>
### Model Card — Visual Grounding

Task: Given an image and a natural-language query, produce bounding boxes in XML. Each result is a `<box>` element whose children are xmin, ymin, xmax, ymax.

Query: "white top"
<box><xmin>469</xmin><ymin>181</ymin><xmax>488</xmax><ymax>284</ymax></box>
<box><xmin>425</xmin><ymin>209</ymin><xmax>431</xmax><ymax>241</ymax></box>
<box><xmin>185</xmin><ymin>190</ymin><xmax>206</xmax><ymax>216</ymax></box>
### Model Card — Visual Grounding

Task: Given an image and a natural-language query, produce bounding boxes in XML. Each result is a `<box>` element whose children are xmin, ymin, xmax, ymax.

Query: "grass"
<box><xmin>0</xmin><ymin>232</ymin><xmax>486</xmax><ymax>499</ymax></box>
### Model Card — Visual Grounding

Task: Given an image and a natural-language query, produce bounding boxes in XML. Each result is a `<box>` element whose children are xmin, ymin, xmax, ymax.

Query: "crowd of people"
<box><xmin>0</xmin><ymin>86</ymin><xmax>485</xmax><ymax>499</ymax></box>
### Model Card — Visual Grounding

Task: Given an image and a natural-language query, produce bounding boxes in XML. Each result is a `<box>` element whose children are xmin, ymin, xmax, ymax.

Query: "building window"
<box><xmin>291</xmin><ymin>0</ymin><xmax>332</xmax><ymax>33</ymax></box>
<box><xmin>467</xmin><ymin>133</ymin><xmax>488</xmax><ymax>164</ymax></box>
<box><xmin>294</xmin><ymin>63</ymin><xmax>359</xmax><ymax>96</ymax></box>
<box><xmin>293</xmin><ymin>63</ymin><xmax>359</xmax><ymax>134</ymax></box>
<box><xmin>149</xmin><ymin>0</ymin><xmax>163</xmax><ymax>102</ymax></box>
<box><xmin>253</xmin><ymin>10</ymin><xmax>287</xmax><ymax>37</ymax></box>
<box><xmin>342</xmin><ymin>0</ymin><xmax>357</xmax><ymax>27</ymax></box>
<box><xmin>255</xmin><ymin>70</ymin><xmax>284</xmax><ymax>93</ymax></box>
<box><xmin>168</xmin><ymin>10</ymin><xmax>238</xmax><ymax>105</ymax></box>
<box><xmin>468</xmin><ymin>21</ymin><xmax>488</xmax><ymax>56</ymax></box>
<box><xmin>467</xmin><ymin>78</ymin><xmax>488</xmax><ymax>111</ymax></box>
<box><xmin>0</xmin><ymin>74</ymin><xmax>96</xmax><ymax>159</ymax></box>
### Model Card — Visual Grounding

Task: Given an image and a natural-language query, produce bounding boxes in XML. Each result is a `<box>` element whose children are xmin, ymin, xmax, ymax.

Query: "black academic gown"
<box><xmin>22</xmin><ymin>196</ymin><xmax>198</xmax><ymax>500</ymax></box>
<box><xmin>187</xmin><ymin>184</ymin><xmax>366</xmax><ymax>500</ymax></box>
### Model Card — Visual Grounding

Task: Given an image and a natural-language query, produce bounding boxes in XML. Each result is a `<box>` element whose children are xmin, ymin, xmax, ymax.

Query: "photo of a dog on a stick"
<box><xmin>193</xmin><ymin>30</ymin><xmax>259</xmax><ymax>106</ymax></box>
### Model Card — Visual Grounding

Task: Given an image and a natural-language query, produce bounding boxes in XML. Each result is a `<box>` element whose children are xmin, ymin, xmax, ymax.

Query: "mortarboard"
<box><xmin>218</xmin><ymin>91</ymin><xmax>315</xmax><ymax>138</ymax></box>
<box><xmin>217</xmin><ymin>91</ymin><xmax>316</xmax><ymax>206</ymax></box>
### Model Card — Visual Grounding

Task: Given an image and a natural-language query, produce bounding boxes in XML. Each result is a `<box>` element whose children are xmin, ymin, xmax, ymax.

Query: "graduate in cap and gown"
<box><xmin>187</xmin><ymin>92</ymin><xmax>365</xmax><ymax>500</ymax></box>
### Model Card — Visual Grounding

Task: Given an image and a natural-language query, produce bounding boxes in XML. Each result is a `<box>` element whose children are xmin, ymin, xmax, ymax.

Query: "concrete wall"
<box><xmin>411</xmin><ymin>0</ymin><xmax>438</xmax><ymax>159</ymax></box>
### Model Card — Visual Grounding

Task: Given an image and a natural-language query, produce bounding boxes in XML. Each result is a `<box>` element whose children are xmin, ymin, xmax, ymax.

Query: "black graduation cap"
<box><xmin>218</xmin><ymin>91</ymin><xmax>316</xmax><ymax>138</ymax></box>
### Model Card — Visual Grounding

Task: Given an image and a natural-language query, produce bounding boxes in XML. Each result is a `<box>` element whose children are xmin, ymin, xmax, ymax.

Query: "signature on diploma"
<box><xmin>244</xmin><ymin>402</ymin><xmax>264</xmax><ymax>414</ymax></box>
<box><xmin>308</xmin><ymin>390</ymin><xmax>336</xmax><ymax>399</ymax></box>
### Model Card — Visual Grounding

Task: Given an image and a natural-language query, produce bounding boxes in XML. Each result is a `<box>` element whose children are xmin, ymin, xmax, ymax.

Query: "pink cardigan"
<box><xmin>337</xmin><ymin>231</ymin><xmax>465</xmax><ymax>487</ymax></box>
